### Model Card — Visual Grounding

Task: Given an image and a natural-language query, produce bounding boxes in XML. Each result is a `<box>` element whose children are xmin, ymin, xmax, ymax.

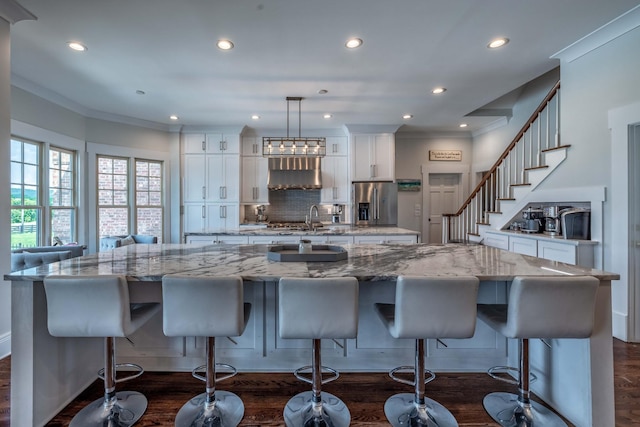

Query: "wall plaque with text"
<box><xmin>429</xmin><ymin>150</ymin><xmax>462</xmax><ymax>161</ymax></box>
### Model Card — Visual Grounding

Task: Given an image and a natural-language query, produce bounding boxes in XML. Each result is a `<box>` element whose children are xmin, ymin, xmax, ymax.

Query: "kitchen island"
<box><xmin>6</xmin><ymin>243</ymin><xmax>618</xmax><ymax>427</ymax></box>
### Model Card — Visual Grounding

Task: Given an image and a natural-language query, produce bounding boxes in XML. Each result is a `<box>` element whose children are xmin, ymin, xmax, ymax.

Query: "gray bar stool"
<box><xmin>43</xmin><ymin>275</ymin><xmax>160</xmax><ymax>427</ymax></box>
<box><xmin>375</xmin><ymin>275</ymin><xmax>480</xmax><ymax>427</ymax></box>
<box><xmin>278</xmin><ymin>277</ymin><xmax>359</xmax><ymax>427</ymax></box>
<box><xmin>162</xmin><ymin>274</ymin><xmax>251</xmax><ymax>427</ymax></box>
<box><xmin>477</xmin><ymin>276</ymin><xmax>599</xmax><ymax>427</ymax></box>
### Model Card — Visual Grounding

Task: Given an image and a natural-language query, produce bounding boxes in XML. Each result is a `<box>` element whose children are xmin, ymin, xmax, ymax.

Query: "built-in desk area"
<box><xmin>6</xmin><ymin>243</ymin><xmax>618</xmax><ymax>427</ymax></box>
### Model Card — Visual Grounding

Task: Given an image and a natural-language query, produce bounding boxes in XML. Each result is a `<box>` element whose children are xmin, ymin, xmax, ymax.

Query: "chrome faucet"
<box><xmin>307</xmin><ymin>205</ymin><xmax>319</xmax><ymax>231</ymax></box>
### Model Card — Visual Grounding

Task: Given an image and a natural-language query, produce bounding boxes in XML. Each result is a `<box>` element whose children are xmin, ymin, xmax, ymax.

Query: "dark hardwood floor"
<box><xmin>1</xmin><ymin>338</ymin><xmax>639</xmax><ymax>426</ymax></box>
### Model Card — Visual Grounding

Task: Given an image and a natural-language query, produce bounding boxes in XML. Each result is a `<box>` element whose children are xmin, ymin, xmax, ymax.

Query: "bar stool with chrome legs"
<box><xmin>375</xmin><ymin>275</ymin><xmax>480</xmax><ymax>427</ymax></box>
<box><xmin>43</xmin><ymin>275</ymin><xmax>161</xmax><ymax>427</ymax></box>
<box><xmin>162</xmin><ymin>274</ymin><xmax>251</xmax><ymax>427</ymax></box>
<box><xmin>477</xmin><ymin>276</ymin><xmax>599</xmax><ymax>427</ymax></box>
<box><xmin>278</xmin><ymin>277</ymin><xmax>359</xmax><ymax>427</ymax></box>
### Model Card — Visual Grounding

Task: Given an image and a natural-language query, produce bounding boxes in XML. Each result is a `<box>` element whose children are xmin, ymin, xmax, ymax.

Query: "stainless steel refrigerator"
<box><xmin>352</xmin><ymin>181</ymin><xmax>398</xmax><ymax>226</ymax></box>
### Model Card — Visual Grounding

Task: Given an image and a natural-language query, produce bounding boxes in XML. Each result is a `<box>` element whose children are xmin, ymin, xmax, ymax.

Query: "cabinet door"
<box><xmin>183</xmin><ymin>155</ymin><xmax>206</xmax><ymax>202</ymax></box>
<box><xmin>509</xmin><ymin>236</ymin><xmax>537</xmax><ymax>256</ymax></box>
<box><xmin>183</xmin><ymin>204</ymin><xmax>205</xmax><ymax>233</ymax></box>
<box><xmin>241</xmin><ymin>156</ymin><xmax>269</xmax><ymax>203</ymax></box>
<box><xmin>183</xmin><ymin>134</ymin><xmax>207</xmax><ymax>154</ymax></box>
<box><xmin>320</xmin><ymin>156</ymin><xmax>349</xmax><ymax>204</ymax></box>
<box><xmin>216</xmin><ymin>235</ymin><xmax>248</xmax><ymax>244</ymax></box>
<box><xmin>352</xmin><ymin>135</ymin><xmax>374</xmax><ymax>181</ymax></box>
<box><xmin>241</xmin><ymin>136</ymin><xmax>262</xmax><ymax>156</ymax></box>
<box><xmin>538</xmin><ymin>240</ymin><xmax>577</xmax><ymax>264</ymax></box>
<box><xmin>206</xmin><ymin>155</ymin><xmax>239</xmax><ymax>202</ymax></box>
<box><xmin>325</xmin><ymin>136</ymin><xmax>348</xmax><ymax>156</ymax></box>
<box><xmin>484</xmin><ymin>232</ymin><xmax>509</xmax><ymax>250</ymax></box>
<box><xmin>371</xmin><ymin>134</ymin><xmax>394</xmax><ymax>180</ymax></box>
<box><xmin>185</xmin><ymin>235</ymin><xmax>216</xmax><ymax>244</ymax></box>
<box><xmin>206</xmin><ymin>133</ymin><xmax>240</xmax><ymax>154</ymax></box>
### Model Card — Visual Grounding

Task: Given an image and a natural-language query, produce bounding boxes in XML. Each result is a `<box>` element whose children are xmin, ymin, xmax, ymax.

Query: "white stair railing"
<box><xmin>444</xmin><ymin>82</ymin><xmax>562</xmax><ymax>243</ymax></box>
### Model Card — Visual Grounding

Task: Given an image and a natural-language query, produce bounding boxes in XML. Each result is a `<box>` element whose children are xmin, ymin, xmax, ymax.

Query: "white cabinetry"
<box><xmin>508</xmin><ymin>236</ymin><xmax>537</xmax><ymax>256</ymax></box>
<box><xmin>241</xmin><ymin>137</ymin><xmax>269</xmax><ymax>204</ymax></box>
<box><xmin>538</xmin><ymin>240</ymin><xmax>595</xmax><ymax>267</ymax></box>
<box><xmin>185</xmin><ymin>235</ymin><xmax>249</xmax><ymax>244</ymax></box>
<box><xmin>350</xmin><ymin>133</ymin><xmax>395</xmax><ymax>181</ymax></box>
<box><xmin>182</xmin><ymin>133</ymin><xmax>240</xmax><ymax>232</ymax></box>
<box><xmin>484</xmin><ymin>231</ymin><xmax>509</xmax><ymax>251</ymax></box>
<box><xmin>320</xmin><ymin>156</ymin><xmax>349</xmax><ymax>204</ymax></box>
<box><xmin>353</xmin><ymin>234</ymin><xmax>418</xmax><ymax>244</ymax></box>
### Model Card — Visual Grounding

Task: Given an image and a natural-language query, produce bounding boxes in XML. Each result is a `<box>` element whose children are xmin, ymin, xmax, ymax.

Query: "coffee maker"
<box><xmin>543</xmin><ymin>206</ymin><xmax>571</xmax><ymax>236</ymax></box>
<box><xmin>331</xmin><ymin>204</ymin><xmax>344</xmax><ymax>223</ymax></box>
<box><xmin>521</xmin><ymin>207</ymin><xmax>544</xmax><ymax>233</ymax></box>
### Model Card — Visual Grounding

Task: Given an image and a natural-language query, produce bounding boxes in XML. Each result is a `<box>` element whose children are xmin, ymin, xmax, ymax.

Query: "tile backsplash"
<box><xmin>242</xmin><ymin>190</ymin><xmax>334</xmax><ymax>223</ymax></box>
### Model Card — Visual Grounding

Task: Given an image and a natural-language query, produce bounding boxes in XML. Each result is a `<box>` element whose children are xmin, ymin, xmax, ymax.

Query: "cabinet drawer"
<box><xmin>538</xmin><ymin>240</ymin><xmax>577</xmax><ymax>264</ymax></box>
<box><xmin>509</xmin><ymin>236</ymin><xmax>537</xmax><ymax>256</ymax></box>
<box><xmin>484</xmin><ymin>232</ymin><xmax>509</xmax><ymax>250</ymax></box>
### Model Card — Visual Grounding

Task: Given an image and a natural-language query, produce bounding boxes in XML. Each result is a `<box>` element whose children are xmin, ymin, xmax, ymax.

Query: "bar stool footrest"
<box><xmin>293</xmin><ymin>365</ymin><xmax>339</xmax><ymax>385</ymax></box>
<box><xmin>487</xmin><ymin>365</ymin><xmax>537</xmax><ymax>386</ymax></box>
<box><xmin>389</xmin><ymin>365</ymin><xmax>435</xmax><ymax>387</ymax></box>
<box><xmin>98</xmin><ymin>362</ymin><xmax>144</xmax><ymax>384</ymax></box>
<box><xmin>192</xmin><ymin>362</ymin><xmax>237</xmax><ymax>383</ymax></box>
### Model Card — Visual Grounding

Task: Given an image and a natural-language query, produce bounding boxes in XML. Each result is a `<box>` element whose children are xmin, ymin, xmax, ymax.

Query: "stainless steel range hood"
<box><xmin>267</xmin><ymin>157</ymin><xmax>322</xmax><ymax>190</ymax></box>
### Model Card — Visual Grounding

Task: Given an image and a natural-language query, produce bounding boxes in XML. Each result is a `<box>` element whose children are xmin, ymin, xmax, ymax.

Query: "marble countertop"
<box><xmin>5</xmin><ymin>243</ymin><xmax>619</xmax><ymax>283</ymax></box>
<box><xmin>186</xmin><ymin>225</ymin><xmax>420</xmax><ymax>237</ymax></box>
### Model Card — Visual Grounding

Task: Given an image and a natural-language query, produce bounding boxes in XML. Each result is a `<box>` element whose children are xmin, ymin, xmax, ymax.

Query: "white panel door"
<box><xmin>427</xmin><ymin>174</ymin><xmax>460</xmax><ymax>243</ymax></box>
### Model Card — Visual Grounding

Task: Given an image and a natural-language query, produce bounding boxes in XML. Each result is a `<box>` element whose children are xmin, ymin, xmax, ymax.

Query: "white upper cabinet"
<box><xmin>241</xmin><ymin>136</ymin><xmax>262</xmax><ymax>156</ymax></box>
<box><xmin>351</xmin><ymin>133</ymin><xmax>395</xmax><ymax>181</ymax></box>
<box><xmin>241</xmin><ymin>156</ymin><xmax>269</xmax><ymax>204</ymax></box>
<box><xmin>320</xmin><ymin>156</ymin><xmax>349</xmax><ymax>204</ymax></box>
<box><xmin>206</xmin><ymin>155</ymin><xmax>240</xmax><ymax>202</ymax></box>
<box><xmin>325</xmin><ymin>136</ymin><xmax>348</xmax><ymax>157</ymax></box>
<box><xmin>183</xmin><ymin>133</ymin><xmax>240</xmax><ymax>154</ymax></box>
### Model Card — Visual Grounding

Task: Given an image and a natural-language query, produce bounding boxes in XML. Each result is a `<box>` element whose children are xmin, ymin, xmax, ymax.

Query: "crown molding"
<box><xmin>0</xmin><ymin>0</ymin><xmax>36</xmax><ymax>24</ymax></box>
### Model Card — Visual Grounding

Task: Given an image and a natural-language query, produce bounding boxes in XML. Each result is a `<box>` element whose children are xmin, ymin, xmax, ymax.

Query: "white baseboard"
<box><xmin>612</xmin><ymin>310</ymin><xmax>628</xmax><ymax>342</ymax></box>
<box><xmin>0</xmin><ymin>332</ymin><xmax>10</xmax><ymax>359</ymax></box>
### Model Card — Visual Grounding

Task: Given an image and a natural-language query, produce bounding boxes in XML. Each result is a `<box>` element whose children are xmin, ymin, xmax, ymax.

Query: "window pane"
<box><xmin>50</xmin><ymin>150</ymin><xmax>60</xmax><ymax>168</ymax></box>
<box><xmin>49</xmin><ymin>188</ymin><xmax>60</xmax><ymax>206</ymax></box>
<box><xmin>11</xmin><ymin>184</ymin><xmax>22</xmax><ymax>205</ymax></box>
<box><xmin>98</xmin><ymin>190</ymin><xmax>113</xmax><ymax>205</ymax></box>
<box><xmin>136</xmin><ymin>191</ymin><xmax>149</xmax><ymax>205</ymax></box>
<box><xmin>10</xmin><ymin>163</ymin><xmax>22</xmax><ymax>188</ymax></box>
<box><xmin>60</xmin><ymin>189</ymin><xmax>73</xmax><ymax>205</ymax></box>
<box><xmin>23</xmin><ymin>143</ymin><xmax>38</xmax><ymax>164</ymax></box>
<box><xmin>136</xmin><ymin>208</ymin><xmax>162</xmax><ymax>242</ymax></box>
<box><xmin>51</xmin><ymin>209</ymin><xmax>76</xmax><ymax>244</ymax></box>
<box><xmin>60</xmin><ymin>171</ymin><xmax>72</xmax><ymax>189</ymax></box>
<box><xmin>24</xmin><ymin>185</ymin><xmax>38</xmax><ymax>205</ymax></box>
<box><xmin>98</xmin><ymin>173</ymin><xmax>113</xmax><ymax>190</ymax></box>
<box><xmin>49</xmin><ymin>169</ymin><xmax>60</xmax><ymax>188</ymax></box>
<box><xmin>99</xmin><ymin>207</ymin><xmax>128</xmax><ymax>237</ymax></box>
<box><xmin>99</xmin><ymin>157</ymin><xmax>113</xmax><ymax>173</ymax></box>
<box><xmin>113</xmin><ymin>190</ymin><xmax>128</xmax><ymax>205</ymax></box>
<box><xmin>113</xmin><ymin>175</ymin><xmax>127</xmax><ymax>190</ymax></box>
<box><xmin>149</xmin><ymin>177</ymin><xmax>161</xmax><ymax>192</ymax></box>
<box><xmin>10</xmin><ymin>140</ymin><xmax>21</xmax><ymax>162</ymax></box>
<box><xmin>24</xmin><ymin>164</ymin><xmax>38</xmax><ymax>186</ymax></box>
<box><xmin>137</xmin><ymin>176</ymin><xmax>149</xmax><ymax>191</ymax></box>
<box><xmin>11</xmin><ymin>208</ymin><xmax>41</xmax><ymax>249</ymax></box>
<box><xmin>61</xmin><ymin>152</ymin><xmax>72</xmax><ymax>170</ymax></box>
<box><xmin>149</xmin><ymin>191</ymin><xmax>162</xmax><ymax>205</ymax></box>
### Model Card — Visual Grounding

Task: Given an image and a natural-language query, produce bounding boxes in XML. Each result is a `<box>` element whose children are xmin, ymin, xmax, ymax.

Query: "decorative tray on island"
<box><xmin>267</xmin><ymin>245</ymin><xmax>348</xmax><ymax>262</ymax></box>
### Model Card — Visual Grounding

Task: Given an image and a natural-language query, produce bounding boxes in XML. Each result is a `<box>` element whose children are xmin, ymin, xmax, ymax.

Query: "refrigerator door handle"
<box><xmin>373</xmin><ymin>187</ymin><xmax>379</xmax><ymax>220</ymax></box>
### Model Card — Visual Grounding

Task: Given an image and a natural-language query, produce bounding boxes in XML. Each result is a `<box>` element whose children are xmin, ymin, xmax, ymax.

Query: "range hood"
<box><xmin>267</xmin><ymin>157</ymin><xmax>322</xmax><ymax>190</ymax></box>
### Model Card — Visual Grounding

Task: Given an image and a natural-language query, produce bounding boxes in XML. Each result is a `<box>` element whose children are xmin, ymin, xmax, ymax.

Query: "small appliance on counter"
<box><xmin>331</xmin><ymin>204</ymin><xmax>344</xmax><ymax>223</ymax></box>
<box><xmin>255</xmin><ymin>205</ymin><xmax>268</xmax><ymax>223</ymax></box>
<box><xmin>542</xmin><ymin>205</ymin><xmax>572</xmax><ymax>236</ymax></box>
<box><xmin>521</xmin><ymin>207</ymin><xmax>544</xmax><ymax>233</ymax></box>
<box><xmin>561</xmin><ymin>208</ymin><xmax>591</xmax><ymax>240</ymax></box>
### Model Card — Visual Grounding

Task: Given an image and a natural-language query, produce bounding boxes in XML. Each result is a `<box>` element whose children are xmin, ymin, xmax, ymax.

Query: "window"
<box><xmin>49</xmin><ymin>147</ymin><xmax>77</xmax><ymax>244</ymax></box>
<box><xmin>135</xmin><ymin>160</ymin><xmax>163</xmax><ymax>242</ymax></box>
<box><xmin>10</xmin><ymin>139</ymin><xmax>41</xmax><ymax>249</ymax></box>
<box><xmin>10</xmin><ymin>138</ymin><xmax>78</xmax><ymax>249</ymax></box>
<box><xmin>97</xmin><ymin>156</ymin><xmax>129</xmax><ymax>237</ymax></box>
<box><xmin>97</xmin><ymin>156</ymin><xmax>164</xmax><ymax>241</ymax></box>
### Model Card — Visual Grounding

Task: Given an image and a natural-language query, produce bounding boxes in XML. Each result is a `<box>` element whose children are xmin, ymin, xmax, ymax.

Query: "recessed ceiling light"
<box><xmin>318</xmin><ymin>89</ymin><xmax>328</xmax><ymax>94</ymax></box>
<box><xmin>345</xmin><ymin>38</ymin><xmax>363</xmax><ymax>49</ymax></box>
<box><xmin>67</xmin><ymin>41</ymin><xmax>87</xmax><ymax>52</ymax></box>
<box><xmin>136</xmin><ymin>90</ymin><xmax>145</xmax><ymax>95</ymax></box>
<box><xmin>251</xmin><ymin>115</ymin><xmax>260</xmax><ymax>120</ymax></box>
<box><xmin>459</xmin><ymin>123</ymin><xmax>468</xmax><ymax>128</ymax></box>
<box><xmin>402</xmin><ymin>114</ymin><xmax>413</xmax><ymax>119</ymax></box>
<box><xmin>323</xmin><ymin>114</ymin><xmax>332</xmax><ymax>119</ymax></box>
<box><xmin>217</xmin><ymin>39</ymin><xmax>234</xmax><ymax>50</ymax></box>
<box><xmin>432</xmin><ymin>87</ymin><xmax>447</xmax><ymax>94</ymax></box>
<box><xmin>488</xmin><ymin>38</ymin><xmax>509</xmax><ymax>49</ymax></box>
<box><xmin>169</xmin><ymin>115</ymin><xmax>179</xmax><ymax>121</ymax></box>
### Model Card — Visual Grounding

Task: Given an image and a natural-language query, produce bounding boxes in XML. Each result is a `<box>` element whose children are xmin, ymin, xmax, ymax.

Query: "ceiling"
<box><xmin>8</xmin><ymin>0</ymin><xmax>640</xmax><ymax>134</ymax></box>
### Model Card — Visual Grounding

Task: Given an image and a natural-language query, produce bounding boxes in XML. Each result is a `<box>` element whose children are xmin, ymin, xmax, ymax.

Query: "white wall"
<box><xmin>542</xmin><ymin>12</ymin><xmax>640</xmax><ymax>340</ymax></box>
<box><xmin>395</xmin><ymin>133</ymin><xmax>473</xmax><ymax>236</ymax></box>
<box><xmin>0</xmin><ymin>17</ymin><xmax>12</xmax><ymax>358</ymax></box>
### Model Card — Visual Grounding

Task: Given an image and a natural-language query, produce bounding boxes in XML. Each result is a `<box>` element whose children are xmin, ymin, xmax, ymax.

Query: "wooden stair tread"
<box><xmin>497</xmin><ymin>198</ymin><xmax>515</xmax><ymax>201</ymax></box>
<box><xmin>477</xmin><ymin>222</ymin><xmax>490</xmax><ymax>226</ymax></box>
<box><xmin>467</xmin><ymin>232</ymin><xmax>480</xmax><ymax>237</ymax></box>
<box><xmin>525</xmin><ymin>165</ymin><xmax>549</xmax><ymax>171</ymax></box>
<box><xmin>486</xmin><ymin>211</ymin><xmax>502</xmax><ymax>214</ymax></box>
<box><xmin>541</xmin><ymin>144</ymin><xmax>571</xmax><ymax>153</ymax></box>
<box><xmin>510</xmin><ymin>183</ymin><xmax>531</xmax><ymax>187</ymax></box>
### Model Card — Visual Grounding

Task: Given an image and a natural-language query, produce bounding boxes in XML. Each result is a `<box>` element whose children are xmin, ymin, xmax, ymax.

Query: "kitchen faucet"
<box><xmin>306</xmin><ymin>205</ymin><xmax>319</xmax><ymax>231</ymax></box>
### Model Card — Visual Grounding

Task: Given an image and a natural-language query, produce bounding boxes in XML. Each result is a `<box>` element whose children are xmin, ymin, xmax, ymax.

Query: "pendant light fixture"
<box><xmin>263</xmin><ymin>97</ymin><xmax>326</xmax><ymax>157</ymax></box>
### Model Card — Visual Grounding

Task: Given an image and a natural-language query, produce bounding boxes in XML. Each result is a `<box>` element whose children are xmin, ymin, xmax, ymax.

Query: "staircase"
<box><xmin>443</xmin><ymin>81</ymin><xmax>567</xmax><ymax>243</ymax></box>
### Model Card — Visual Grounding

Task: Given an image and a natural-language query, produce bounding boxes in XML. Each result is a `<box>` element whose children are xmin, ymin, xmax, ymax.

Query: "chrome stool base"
<box><xmin>69</xmin><ymin>391</ymin><xmax>147</xmax><ymax>427</ymax></box>
<box><xmin>284</xmin><ymin>391</ymin><xmax>351</xmax><ymax>427</ymax></box>
<box><xmin>175</xmin><ymin>390</ymin><xmax>244</xmax><ymax>427</ymax></box>
<box><xmin>384</xmin><ymin>392</ymin><xmax>458</xmax><ymax>427</ymax></box>
<box><xmin>483</xmin><ymin>392</ymin><xmax>568</xmax><ymax>427</ymax></box>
